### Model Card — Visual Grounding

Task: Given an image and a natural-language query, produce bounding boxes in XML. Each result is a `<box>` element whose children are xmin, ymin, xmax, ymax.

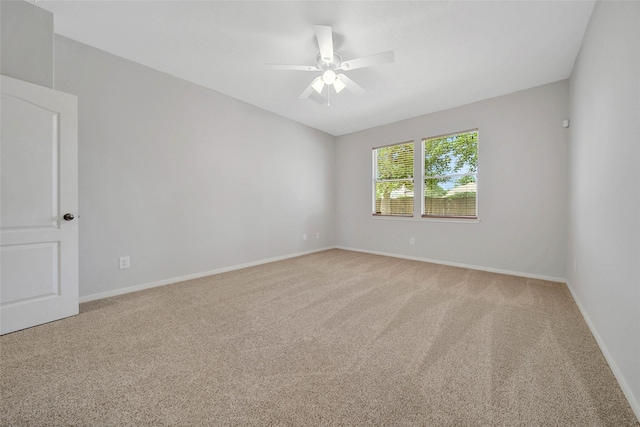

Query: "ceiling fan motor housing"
<box><xmin>316</xmin><ymin>52</ymin><xmax>343</xmax><ymax>71</ymax></box>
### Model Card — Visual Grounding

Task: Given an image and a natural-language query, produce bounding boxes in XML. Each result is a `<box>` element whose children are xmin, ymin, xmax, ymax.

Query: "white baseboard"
<box><xmin>565</xmin><ymin>280</ymin><xmax>640</xmax><ymax>422</ymax></box>
<box><xmin>81</xmin><ymin>245</ymin><xmax>564</xmax><ymax>303</ymax></box>
<box><xmin>79</xmin><ymin>246</ymin><xmax>335</xmax><ymax>303</ymax></box>
<box><xmin>335</xmin><ymin>246</ymin><xmax>566</xmax><ymax>283</ymax></box>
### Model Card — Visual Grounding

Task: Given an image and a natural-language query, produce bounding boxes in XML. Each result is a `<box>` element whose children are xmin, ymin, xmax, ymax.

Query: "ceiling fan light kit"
<box><xmin>311</xmin><ymin>77</ymin><xmax>325</xmax><ymax>94</ymax></box>
<box><xmin>333</xmin><ymin>77</ymin><xmax>346</xmax><ymax>94</ymax></box>
<box><xmin>266</xmin><ymin>25</ymin><xmax>394</xmax><ymax>105</ymax></box>
<box><xmin>322</xmin><ymin>69</ymin><xmax>337</xmax><ymax>85</ymax></box>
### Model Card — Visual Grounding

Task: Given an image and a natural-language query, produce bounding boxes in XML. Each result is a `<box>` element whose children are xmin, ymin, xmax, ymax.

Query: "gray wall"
<box><xmin>567</xmin><ymin>0</ymin><xmax>640</xmax><ymax>417</ymax></box>
<box><xmin>54</xmin><ymin>36</ymin><xmax>336</xmax><ymax>299</ymax></box>
<box><xmin>0</xmin><ymin>0</ymin><xmax>54</xmax><ymax>88</ymax></box>
<box><xmin>335</xmin><ymin>81</ymin><xmax>569</xmax><ymax>280</ymax></box>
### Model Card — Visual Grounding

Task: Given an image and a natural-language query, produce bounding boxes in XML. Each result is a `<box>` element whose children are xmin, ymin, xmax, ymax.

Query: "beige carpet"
<box><xmin>1</xmin><ymin>249</ymin><xmax>637</xmax><ymax>426</ymax></box>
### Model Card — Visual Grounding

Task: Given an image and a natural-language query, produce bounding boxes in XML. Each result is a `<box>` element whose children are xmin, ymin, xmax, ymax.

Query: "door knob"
<box><xmin>63</xmin><ymin>213</ymin><xmax>74</xmax><ymax>221</ymax></box>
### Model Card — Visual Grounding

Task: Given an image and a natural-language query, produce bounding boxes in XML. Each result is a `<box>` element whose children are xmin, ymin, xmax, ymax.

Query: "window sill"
<box><xmin>371</xmin><ymin>215</ymin><xmax>480</xmax><ymax>224</ymax></box>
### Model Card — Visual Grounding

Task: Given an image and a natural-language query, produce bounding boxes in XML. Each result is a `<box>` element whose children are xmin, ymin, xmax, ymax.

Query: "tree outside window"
<box><xmin>373</xmin><ymin>142</ymin><xmax>414</xmax><ymax>216</ymax></box>
<box><xmin>423</xmin><ymin>130</ymin><xmax>478</xmax><ymax>218</ymax></box>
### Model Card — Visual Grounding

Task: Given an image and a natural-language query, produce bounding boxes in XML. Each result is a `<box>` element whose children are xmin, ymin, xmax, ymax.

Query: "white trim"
<box><xmin>335</xmin><ymin>246</ymin><xmax>565</xmax><ymax>283</ymax></box>
<box><xmin>79</xmin><ymin>247</ymin><xmax>335</xmax><ymax>303</ymax></box>
<box><xmin>565</xmin><ymin>280</ymin><xmax>640</xmax><ymax>422</ymax></box>
<box><xmin>80</xmin><ymin>245</ymin><xmax>563</xmax><ymax>304</ymax></box>
<box><xmin>82</xmin><ymin>244</ymin><xmax>563</xmax><ymax>299</ymax></box>
<box><xmin>371</xmin><ymin>215</ymin><xmax>481</xmax><ymax>224</ymax></box>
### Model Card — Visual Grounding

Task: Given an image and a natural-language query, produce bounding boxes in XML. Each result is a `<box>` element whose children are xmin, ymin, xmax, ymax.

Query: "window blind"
<box><xmin>423</xmin><ymin>130</ymin><xmax>478</xmax><ymax>218</ymax></box>
<box><xmin>373</xmin><ymin>142</ymin><xmax>414</xmax><ymax>216</ymax></box>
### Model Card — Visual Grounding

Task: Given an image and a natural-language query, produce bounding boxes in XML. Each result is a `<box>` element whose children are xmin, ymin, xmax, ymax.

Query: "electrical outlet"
<box><xmin>119</xmin><ymin>256</ymin><xmax>130</xmax><ymax>269</ymax></box>
<box><xmin>409</xmin><ymin>237</ymin><xmax>415</xmax><ymax>245</ymax></box>
<box><xmin>316</xmin><ymin>232</ymin><xmax>320</xmax><ymax>239</ymax></box>
<box><xmin>302</xmin><ymin>234</ymin><xmax>307</xmax><ymax>241</ymax></box>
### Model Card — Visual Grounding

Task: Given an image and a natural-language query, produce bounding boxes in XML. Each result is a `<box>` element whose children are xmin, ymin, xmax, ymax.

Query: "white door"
<box><xmin>1</xmin><ymin>75</ymin><xmax>79</xmax><ymax>335</ymax></box>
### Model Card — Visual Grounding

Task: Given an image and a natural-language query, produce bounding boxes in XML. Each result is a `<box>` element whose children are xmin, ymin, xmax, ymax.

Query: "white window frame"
<box><xmin>371</xmin><ymin>130</ymin><xmax>479</xmax><ymax>222</ymax></box>
<box><xmin>421</xmin><ymin>129</ymin><xmax>479</xmax><ymax>219</ymax></box>
<box><xmin>372</xmin><ymin>141</ymin><xmax>414</xmax><ymax>217</ymax></box>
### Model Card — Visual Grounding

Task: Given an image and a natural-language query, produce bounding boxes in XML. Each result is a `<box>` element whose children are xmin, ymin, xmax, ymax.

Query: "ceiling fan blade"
<box><xmin>339</xmin><ymin>51</ymin><xmax>394</xmax><ymax>71</ymax></box>
<box><xmin>299</xmin><ymin>77</ymin><xmax>324</xmax><ymax>99</ymax></box>
<box><xmin>336</xmin><ymin>74</ymin><xmax>365</xmax><ymax>96</ymax></box>
<box><xmin>309</xmin><ymin>91</ymin><xmax>328</xmax><ymax>104</ymax></box>
<box><xmin>314</xmin><ymin>25</ymin><xmax>334</xmax><ymax>64</ymax></box>
<box><xmin>265</xmin><ymin>64</ymin><xmax>319</xmax><ymax>71</ymax></box>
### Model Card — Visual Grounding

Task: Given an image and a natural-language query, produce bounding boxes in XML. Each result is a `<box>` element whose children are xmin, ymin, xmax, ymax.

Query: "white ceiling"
<box><xmin>36</xmin><ymin>1</ymin><xmax>595</xmax><ymax>136</ymax></box>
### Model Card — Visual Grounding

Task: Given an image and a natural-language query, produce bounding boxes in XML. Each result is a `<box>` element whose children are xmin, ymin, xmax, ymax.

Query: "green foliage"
<box><xmin>425</xmin><ymin>180</ymin><xmax>447</xmax><ymax>198</ymax></box>
<box><xmin>457</xmin><ymin>175</ymin><xmax>476</xmax><ymax>186</ymax></box>
<box><xmin>447</xmin><ymin>192</ymin><xmax>477</xmax><ymax>199</ymax></box>
<box><xmin>423</xmin><ymin>131</ymin><xmax>477</xmax><ymax>200</ymax></box>
<box><xmin>374</xmin><ymin>132</ymin><xmax>478</xmax><ymax>203</ymax></box>
<box><xmin>424</xmin><ymin>131</ymin><xmax>478</xmax><ymax>177</ymax></box>
<box><xmin>375</xmin><ymin>142</ymin><xmax>414</xmax><ymax>199</ymax></box>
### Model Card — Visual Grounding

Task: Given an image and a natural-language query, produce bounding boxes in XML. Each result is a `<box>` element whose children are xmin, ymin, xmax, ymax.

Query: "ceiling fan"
<box><xmin>266</xmin><ymin>25</ymin><xmax>394</xmax><ymax>105</ymax></box>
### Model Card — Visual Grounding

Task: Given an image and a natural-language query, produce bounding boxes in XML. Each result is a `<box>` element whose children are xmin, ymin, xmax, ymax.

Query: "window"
<box><xmin>371</xmin><ymin>131</ymin><xmax>478</xmax><ymax>220</ymax></box>
<box><xmin>373</xmin><ymin>141</ymin><xmax>414</xmax><ymax>216</ymax></box>
<box><xmin>423</xmin><ymin>130</ymin><xmax>478</xmax><ymax>218</ymax></box>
